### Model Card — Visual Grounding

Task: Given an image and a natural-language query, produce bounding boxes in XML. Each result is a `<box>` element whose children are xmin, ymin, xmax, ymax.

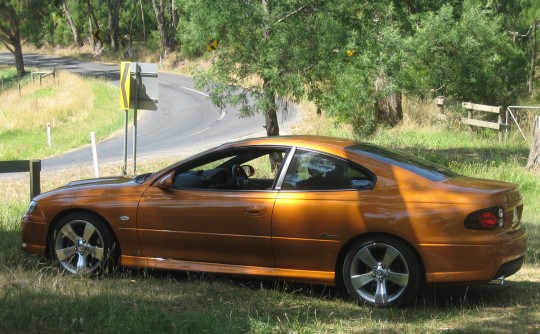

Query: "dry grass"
<box><xmin>0</xmin><ymin>70</ymin><xmax>124</xmax><ymax>160</ymax></box>
<box><xmin>0</xmin><ymin>71</ymin><xmax>92</xmax><ymax>131</ymax></box>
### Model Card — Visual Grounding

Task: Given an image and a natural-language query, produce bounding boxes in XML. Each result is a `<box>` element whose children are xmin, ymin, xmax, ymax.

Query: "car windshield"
<box><xmin>347</xmin><ymin>143</ymin><xmax>458</xmax><ymax>181</ymax></box>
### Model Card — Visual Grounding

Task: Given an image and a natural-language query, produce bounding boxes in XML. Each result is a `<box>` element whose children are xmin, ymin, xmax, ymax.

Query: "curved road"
<box><xmin>0</xmin><ymin>53</ymin><xmax>297</xmax><ymax>171</ymax></box>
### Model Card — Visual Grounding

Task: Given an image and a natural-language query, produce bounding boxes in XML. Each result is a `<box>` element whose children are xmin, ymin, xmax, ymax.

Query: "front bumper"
<box><xmin>21</xmin><ymin>215</ymin><xmax>47</xmax><ymax>255</ymax></box>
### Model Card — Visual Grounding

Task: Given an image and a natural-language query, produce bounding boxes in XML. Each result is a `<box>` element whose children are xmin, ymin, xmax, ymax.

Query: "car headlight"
<box><xmin>26</xmin><ymin>201</ymin><xmax>38</xmax><ymax>216</ymax></box>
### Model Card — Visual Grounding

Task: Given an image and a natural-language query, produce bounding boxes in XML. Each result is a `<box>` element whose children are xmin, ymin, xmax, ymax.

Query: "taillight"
<box><xmin>464</xmin><ymin>207</ymin><xmax>504</xmax><ymax>230</ymax></box>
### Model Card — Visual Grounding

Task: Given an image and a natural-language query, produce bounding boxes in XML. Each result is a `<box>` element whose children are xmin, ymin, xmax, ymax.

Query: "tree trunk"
<box><xmin>528</xmin><ymin>20</ymin><xmax>537</xmax><ymax>94</ymax></box>
<box><xmin>107</xmin><ymin>0</ymin><xmax>122</xmax><ymax>51</ymax></box>
<box><xmin>139</xmin><ymin>0</ymin><xmax>146</xmax><ymax>41</ymax></box>
<box><xmin>376</xmin><ymin>92</ymin><xmax>403</xmax><ymax>125</ymax></box>
<box><xmin>374</xmin><ymin>73</ymin><xmax>403</xmax><ymax>125</ymax></box>
<box><xmin>62</xmin><ymin>0</ymin><xmax>83</xmax><ymax>47</ymax></box>
<box><xmin>0</xmin><ymin>4</ymin><xmax>25</xmax><ymax>76</ymax></box>
<box><xmin>262</xmin><ymin>77</ymin><xmax>280</xmax><ymax>137</ymax></box>
<box><xmin>151</xmin><ymin>0</ymin><xmax>177</xmax><ymax>57</ymax></box>
<box><xmin>86</xmin><ymin>0</ymin><xmax>102</xmax><ymax>50</ymax></box>
<box><xmin>262</xmin><ymin>78</ymin><xmax>282</xmax><ymax>172</ymax></box>
<box><xmin>14</xmin><ymin>40</ymin><xmax>25</xmax><ymax>76</ymax></box>
<box><xmin>261</xmin><ymin>0</ymin><xmax>279</xmax><ymax>138</ymax></box>
<box><xmin>526</xmin><ymin>116</ymin><xmax>540</xmax><ymax>169</ymax></box>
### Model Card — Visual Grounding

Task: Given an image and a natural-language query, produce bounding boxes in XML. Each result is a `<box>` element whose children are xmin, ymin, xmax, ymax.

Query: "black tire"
<box><xmin>50</xmin><ymin>212</ymin><xmax>118</xmax><ymax>276</ymax></box>
<box><xmin>342</xmin><ymin>235</ymin><xmax>421</xmax><ymax>307</ymax></box>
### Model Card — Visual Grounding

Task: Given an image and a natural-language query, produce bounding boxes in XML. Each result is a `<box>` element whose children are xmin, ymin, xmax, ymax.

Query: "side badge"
<box><xmin>120</xmin><ymin>216</ymin><xmax>130</xmax><ymax>221</ymax></box>
<box><xmin>320</xmin><ymin>233</ymin><xmax>340</xmax><ymax>240</ymax></box>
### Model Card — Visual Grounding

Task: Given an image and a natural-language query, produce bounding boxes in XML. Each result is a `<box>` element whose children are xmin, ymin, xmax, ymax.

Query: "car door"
<box><xmin>273</xmin><ymin>149</ymin><xmax>376</xmax><ymax>272</ymax></box>
<box><xmin>136</xmin><ymin>147</ymin><xmax>289</xmax><ymax>268</ymax></box>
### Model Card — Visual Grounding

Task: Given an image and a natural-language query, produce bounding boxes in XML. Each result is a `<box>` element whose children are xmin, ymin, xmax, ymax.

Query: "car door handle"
<box><xmin>245</xmin><ymin>206</ymin><xmax>267</xmax><ymax>216</ymax></box>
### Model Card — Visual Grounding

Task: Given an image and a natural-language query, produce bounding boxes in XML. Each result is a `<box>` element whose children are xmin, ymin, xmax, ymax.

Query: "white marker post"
<box><xmin>47</xmin><ymin>123</ymin><xmax>51</xmax><ymax>147</ymax></box>
<box><xmin>90</xmin><ymin>132</ymin><xmax>100</xmax><ymax>178</ymax></box>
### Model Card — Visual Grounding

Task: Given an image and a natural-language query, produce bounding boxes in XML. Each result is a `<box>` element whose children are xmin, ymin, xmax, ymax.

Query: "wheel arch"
<box><xmin>46</xmin><ymin>208</ymin><xmax>121</xmax><ymax>258</ymax></box>
<box><xmin>335</xmin><ymin>232</ymin><xmax>426</xmax><ymax>287</ymax></box>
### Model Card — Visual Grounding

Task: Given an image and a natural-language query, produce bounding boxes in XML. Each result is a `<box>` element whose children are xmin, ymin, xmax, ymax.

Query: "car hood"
<box><xmin>57</xmin><ymin>176</ymin><xmax>135</xmax><ymax>190</ymax></box>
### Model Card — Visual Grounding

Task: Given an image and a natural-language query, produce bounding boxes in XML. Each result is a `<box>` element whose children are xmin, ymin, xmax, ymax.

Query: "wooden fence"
<box><xmin>0</xmin><ymin>160</ymin><xmax>41</xmax><ymax>201</ymax></box>
<box><xmin>31</xmin><ymin>68</ymin><xmax>55</xmax><ymax>85</ymax></box>
<box><xmin>436</xmin><ymin>97</ymin><xmax>505</xmax><ymax>142</ymax></box>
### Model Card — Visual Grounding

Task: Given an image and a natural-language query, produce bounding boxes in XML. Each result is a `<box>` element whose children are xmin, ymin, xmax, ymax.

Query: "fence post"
<box><xmin>498</xmin><ymin>108</ymin><xmax>503</xmax><ymax>143</ymax></box>
<box><xmin>29</xmin><ymin>160</ymin><xmax>41</xmax><ymax>200</ymax></box>
<box><xmin>526</xmin><ymin>116</ymin><xmax>540</xmax><ymax>169</ymax></box>
<box><xmin>436</xmin><ymin>96</ymin><xmax>445</xmax><ymax>114</ymax></box>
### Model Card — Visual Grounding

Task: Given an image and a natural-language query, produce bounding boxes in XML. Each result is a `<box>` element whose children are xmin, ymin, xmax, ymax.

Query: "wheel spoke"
<box><xmin>382</xmin><ymin>246</ymin><xmax>399</xmax><ymax>267</ymax></box>
<box><xmin>76</xmin><ymin>252</ymin><xmax>88</xmax><ymax>275</ymax></box>
<box><xmin>59</xmin><ymin>224</ymin><xmax>80</xmax><ymax>243</ymax></box>
<box><xmin>355</xmin><ymin>246</ymin><xmax>378</xmax><ymax>267</ymax></box>
<box><xmin>387</xmin><ymin>271</ymin><xmax>409</xmax><ymax>288</ymax></box>
<box><xmin>351</xmin><ymin>273</ymin><xmax>375</xmax><ymax>290</ymax></box>
<box><xmin>82</xmin><ymin>222</ymin><xmax>97</xmax><ymax>241</ymax></box>
<box><xmin>56</xmin><ymin>246</ymin><xmax>77</xmax><ymax>262</ymax></box>
<box><xmin>374</xmin><ymin>279</ymin><xmax>389</xmax><ymax>304</ymax></box>
<box><xmin>86</xmin><ymin>245</ymin><xmax>105</xmax><ymax>260</ymax></box>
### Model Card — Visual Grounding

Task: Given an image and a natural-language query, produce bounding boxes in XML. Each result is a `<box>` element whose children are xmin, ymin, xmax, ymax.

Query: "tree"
<box><xmin>85</xmin><ymin>0</ymin><xmax>103</xmax><ymax>49</ymax></box>
<box><xmin>185</xmin><ymin>0</ymin><xmax>348</xmax><ymax>139</ymax></box>
<box><xmin>61</xmin><ymin>0</ymin><xmax>84</xmax><ymax>47</ymax></box>
<box><xmin>0</xmin><ymin>1</ymin><xmax>49</xmax><ymax>76</ymax></box>
<box><xmin>151</xmin><ymin>0</ymin><xmax>180</xmax><ymax>57</ymax></box>
<box><xmin>107</xmin><ymin>0</ymin><xmax>122</xmax><ymax>51</ymax></box>
<box><xmin>310</xmin><ymin>1</ymin><xmax>413</xmax><ymax>134</ymax></box>
<box><xmin>402</xmin><ymin>4</ymin><xmax>528</xmax><ymax>106</ymax></box>
<box><xmin>0</xmin><ymin>2</ymin><xmax>25</xmax><ymax>76</ymax></box>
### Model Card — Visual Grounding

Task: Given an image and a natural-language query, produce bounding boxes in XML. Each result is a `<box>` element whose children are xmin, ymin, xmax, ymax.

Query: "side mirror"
<box><xmin>156</xmin><ymin>172</ymin><xmax>174</xmax><ymax>190</ymax></box>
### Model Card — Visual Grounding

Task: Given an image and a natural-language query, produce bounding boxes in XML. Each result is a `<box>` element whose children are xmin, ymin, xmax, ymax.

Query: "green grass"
<box><xmin>1</xmin><ymin>95</ymin><xmax>540</xmax><ymax>332</ymax></box>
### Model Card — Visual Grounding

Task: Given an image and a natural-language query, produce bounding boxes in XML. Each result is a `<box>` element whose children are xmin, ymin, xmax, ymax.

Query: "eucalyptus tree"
<box><xmin>107</xmin><ymin>0</ymin><xmax>123</xmax><ymax>51</ymax></box>
<box><xmin>402</xmin><ymin>4</ymin><xmax>528</xmax><ymax>106</ymax></box>
<box><xmin>184</xmin><ymin>0</ymin><xmax>348</xmax><ymax>138</ymax></box>
<box><xmin>61</xmin><ymin>0</ymin><xmax>84</xmax><ymax>46</ymax></box>
<box><xmin>151</xmin><ymin>0</ymin><xmax>180</xmax><ymax>57</ymax></box>
<box><xmin>0</xmin><ymin>1</ymin><xmax>49</xmax><ymax>76</ymax></box>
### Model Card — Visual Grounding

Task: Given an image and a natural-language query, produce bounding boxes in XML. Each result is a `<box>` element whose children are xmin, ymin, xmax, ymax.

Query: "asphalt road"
<box><xmin>0</xmin><ymin>53</ymin><xmax>297</xmax><ymax>171</ymax></box>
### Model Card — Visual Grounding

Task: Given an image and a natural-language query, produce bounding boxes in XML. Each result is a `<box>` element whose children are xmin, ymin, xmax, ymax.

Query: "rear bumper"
<box><xmin>421</xmin><ymin>226</ymin><xmax>527</xmax><ymax>284</ymax></box>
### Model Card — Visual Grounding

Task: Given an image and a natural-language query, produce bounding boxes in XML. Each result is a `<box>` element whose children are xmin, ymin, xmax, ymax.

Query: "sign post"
<box><xmin>119</xmin><ymin>62</ymin><xmax>158</xmax><ymax>175</ymax></box>
<box><xmin>120</xmin><ymin>62</ymin><xmax>131</xmax><ymax>175</ymax></box>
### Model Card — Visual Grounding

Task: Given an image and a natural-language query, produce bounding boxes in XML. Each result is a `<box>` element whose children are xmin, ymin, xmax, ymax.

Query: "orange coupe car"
<box><xmin>21</xmin><ymin>135</ymin><xmax>527</xmax><ymax>306</ymax></box>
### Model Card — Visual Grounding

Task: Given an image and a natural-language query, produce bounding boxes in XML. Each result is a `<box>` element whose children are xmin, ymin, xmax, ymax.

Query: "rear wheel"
<box><xmin>342</xmin><ymin>236</ymin><xmax>421</xmax><ymax>307</ymax></box>
<box><xmin>51</xmin><ymin>212</ymin><xmax>118</xmax><ymax>276</ymax></box>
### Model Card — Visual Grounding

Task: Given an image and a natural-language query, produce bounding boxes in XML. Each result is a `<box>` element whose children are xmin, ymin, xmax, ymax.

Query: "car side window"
<box><xmin>282</xmin><ymin>150</ymin><xmax>374</xmax><ymax>190</ymax></box>
<box><xmin>173</xmin><ymin>148</ymin><xmax>289</xmax><ymax>191</ymax></box>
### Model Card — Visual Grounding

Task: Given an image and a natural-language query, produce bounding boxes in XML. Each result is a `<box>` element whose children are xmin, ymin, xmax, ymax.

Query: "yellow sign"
<box><xmin>93</xmin><ymin>29</ymin><xmax>103</xmax><ymax>43</ymax></box>
<box><xmin>120</xmin><ymin>62</ymin><xmax>131</xmax><ymax>110</ymax></box>
<box><xmin>346</xmin><ymin>50</ymin><xmax>355</xmax><ymax>57</ymax></box>
<box><xmin>207</xmin><ymin>38</ymin><xmax>219</xmax><ymax>51</ymax></box>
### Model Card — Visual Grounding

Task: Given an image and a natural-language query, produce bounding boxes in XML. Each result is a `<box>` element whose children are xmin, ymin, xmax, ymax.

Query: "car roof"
<box><xmin>222</xmin><ymin>135</ymin><xmax>358</xmax><ymax>150</ymax></box>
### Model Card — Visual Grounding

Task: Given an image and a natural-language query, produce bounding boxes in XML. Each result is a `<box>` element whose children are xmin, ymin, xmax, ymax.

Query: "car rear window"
<box><xmin>347</xmin><ymin>143</ymin><xmax>458</xmax><ymax>181</ymax></box>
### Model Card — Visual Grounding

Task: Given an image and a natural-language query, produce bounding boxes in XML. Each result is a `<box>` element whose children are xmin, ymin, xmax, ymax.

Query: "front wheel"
<box><xmin>50</xmin><ymin>212</ymin><xmax>118</xmax><ymax>276</ymax></box>
<box><xmin>342</xmin><ymin>236</ymin><xmax>422</xmax><ymax>307</ymax></box>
